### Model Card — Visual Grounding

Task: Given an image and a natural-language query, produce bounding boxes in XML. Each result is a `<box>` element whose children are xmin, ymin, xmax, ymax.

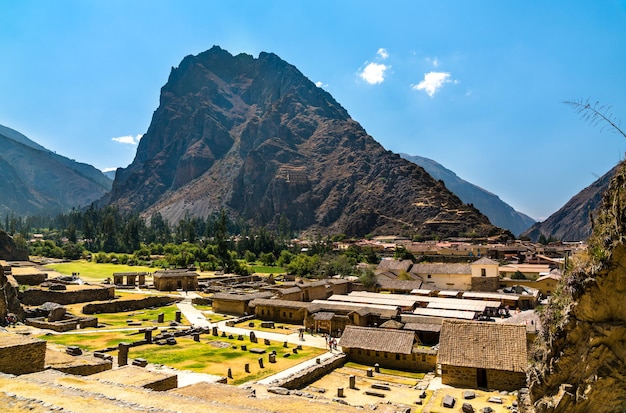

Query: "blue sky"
<box><xmin>1</xmin><ymin>1</ymin><xmax>625</xmax><ymax>221</ymax></box>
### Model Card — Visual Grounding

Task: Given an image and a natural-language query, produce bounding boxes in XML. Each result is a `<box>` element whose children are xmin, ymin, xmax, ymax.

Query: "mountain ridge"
<box><xmin>522</xmin><ymin>163</ymin><xmax>618</xmax><ymax>242</ymax></box>
<box><xmin>400</xmin><ymin>153</ymin><xmax>535</xmax><ymax>236</ymax></box>
<box><xmin>0</xmin><ymin>124</ymin><xmax>113</xmax><ymax>217</ymax></box>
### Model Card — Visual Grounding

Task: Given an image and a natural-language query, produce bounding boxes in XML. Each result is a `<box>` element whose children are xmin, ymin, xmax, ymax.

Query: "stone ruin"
<box><xmin>0</xmin><ymin>264</ymin><xmax>24</xmax><ymax>323</ymax></box>
<box><xmin>23</xmin><ymin>302</ymin><xmax>98</xmax><ymax>332</ymax></box>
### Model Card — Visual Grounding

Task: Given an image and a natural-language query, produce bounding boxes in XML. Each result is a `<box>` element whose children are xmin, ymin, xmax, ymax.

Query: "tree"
<box><xmin>358</xmin><ymin>267</ymin><xmax>377</xmax><ymax>290</ymax></box>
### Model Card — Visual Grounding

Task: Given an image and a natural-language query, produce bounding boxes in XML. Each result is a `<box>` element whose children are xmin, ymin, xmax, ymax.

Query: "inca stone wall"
<box><xmin>19</xmin><ymin>285</ymin><xmax>115</xmax><ymax>306</ymax></box>
<box><xmin>344</xmin><ymin>347</ymin><xmax>437</xmax><ymax>372</ymax></box>
<box><xmin>82</xmin><ymin>295</ymin><xmax>181</xmax><ymax>314</ymax></box>
<box><xmin>0</xmin><ymin>266</ymin><xmax>24</xmax><ymax>320</ymax></box>
<box><xmin>442</xmin><ymin>365</ymin><xmax>526</xmax><ymax>392</ymax></box>
<box><xmin>0</xmin><ymin>334</ymin><xmax>46</xmax><ymax>375</ymax></box>
<box><xmin>273</xmin><ymin>353</ymin><xmax>347</xmax><ymax>390</ymax></box>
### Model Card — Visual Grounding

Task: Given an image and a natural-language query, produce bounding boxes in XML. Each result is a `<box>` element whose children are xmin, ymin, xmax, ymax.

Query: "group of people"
<box><xmin>2</xmin><ymin>313</ymin><xmax>18</xmax><ymax>327</ymax></box>
<box><xmin>325</xmin><ymin>334</ymin><xmax>338</xmax><ymax>351</ymax></box>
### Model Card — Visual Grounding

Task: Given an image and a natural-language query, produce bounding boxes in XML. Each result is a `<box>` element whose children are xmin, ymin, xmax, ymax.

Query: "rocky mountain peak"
<box><xmin>109</xmin><ymin>47</ymin><xmax>506</xmax><ymax>239</ymax></box>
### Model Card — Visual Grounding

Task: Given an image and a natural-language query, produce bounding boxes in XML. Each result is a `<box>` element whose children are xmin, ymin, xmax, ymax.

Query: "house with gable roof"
<box><xmin>339</xmin><ymin>325</ymin><xmax>436</xmax><ymax>371</ymax></box>
<box><xmin>438</xmin><ymin>319</ymin><xmax>528</xmax><ymax>391</ymax></box>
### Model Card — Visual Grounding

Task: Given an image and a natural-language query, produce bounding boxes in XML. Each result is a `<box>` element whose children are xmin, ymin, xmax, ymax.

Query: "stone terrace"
<box><xmin>0</xmin><ymin>369</ymin><xmax>402</xmax><ymax>413</ymax></box>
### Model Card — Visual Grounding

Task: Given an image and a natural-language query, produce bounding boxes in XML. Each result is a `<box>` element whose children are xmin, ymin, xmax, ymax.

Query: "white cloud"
<box><xmin>112</xmin><ymin>134</ymin><xmax>142</xmax><ymax>145</ymax></box>
<box><xmin>315</xmin><ymin>81</ymin><xmax>328</xmax><ymax>89</ymax></box>
<box><xmin>377</xmin><ymin>48</ymin><xmax>389</xmax><ymax>60</ymax></box>
<box><xmin>102</xmin><ymin>167</ymin><xmax>117</xmax><ymax>173</ymax></box>
<box><xmin>359</xmin><ymin>62</ymin><xmax>390</xmax><ymax>85</ymax></box>
<box><xmin>412</xmin><ymin>71</ymin><xmax>453</xmax><ymax>97</ymax></box>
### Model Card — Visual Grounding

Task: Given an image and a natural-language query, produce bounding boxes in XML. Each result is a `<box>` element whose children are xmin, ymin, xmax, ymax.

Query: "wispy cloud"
<box><xmin>359</xmin><ymin>62</ymin><xmax>390</xmax><ymax>85</ymax></box>
<box><xmin>112</xmin><ymin>134</ymin><xmax>142</xmax><ymax>145</ymax></box>
<box><xmin>377</xmin><ymin>48</ymin><xmax>389</xmax><ymax>60</ymax></box>
<box><xmin>427</xmin><ymin>57</ymin><xmax>439</xmax><ymax>67</ymax></box>
<box><xmin>412</xmin><ymin>71</ymin><xmax>455</xmax><ymax>97</ymax></box>
<box><xmin>315</xmin><ymin>81</ymin><xmax>328</xmax><ymax>89</ymax></box>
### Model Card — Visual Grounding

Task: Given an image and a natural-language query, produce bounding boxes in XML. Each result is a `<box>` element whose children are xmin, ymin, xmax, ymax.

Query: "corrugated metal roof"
<box><xmin>328</xmin><ymin>294</ymin><xmax>417</xmax><ymax>308</ymax></box>
<box><xmin>426</xmin><ymin>301</ymin><xmax>487</xmax><ymax>312</ymax></box>
<box><xmin>412</xmin><ymin>308</ymin><xmax>477</xmax><ymax>320</ymax></box>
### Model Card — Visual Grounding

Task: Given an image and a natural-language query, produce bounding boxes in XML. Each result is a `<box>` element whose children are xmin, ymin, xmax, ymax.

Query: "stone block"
<box><xmin>66</xmin><ymin>346</ymin><xmax>82</xmax><ymax>356</ymax></box>
<box><xmin>462</xmin><ymin>402</ymin><xmax>475</xmax><ymax>413</ymax></box>
<box><xmin>443</xmin><ymin>395</ymin><xmax>455</xmax><ymax>408</ymax></box>
<box><xmin>464</xmin><ymin>390</ymin><xmax>476</xmax><ymax>399</ymax></box>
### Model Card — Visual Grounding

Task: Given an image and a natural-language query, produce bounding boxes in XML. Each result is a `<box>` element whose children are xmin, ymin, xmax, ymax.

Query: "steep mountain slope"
<box><xmin>522</xmin><ymin>163</ymin><xmax>617</xmax><ymax>242</ymax></box>
<box><xmin>0</xmin><ymin>125</ymin><xmax>113</xmax><ymax>216</ymax></box>
<box><xmin>109</xmin><ymin>46</ymin><xmax>507</xmax><ymax>239</ymax></box>
<box><xmin>401</xmin><ymin>153</ymin><xmax>535</xmax><ymax>236</ymax></box>
<box><xmin>526</xmin><ymin>161</ymin><xmax>626</xmax><ymax>413</ymax></box>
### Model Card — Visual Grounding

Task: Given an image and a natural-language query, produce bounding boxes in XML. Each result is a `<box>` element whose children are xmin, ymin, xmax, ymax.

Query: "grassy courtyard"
<box><xmin>45</xmin><ymin>260</ymin><xmax>154</xmax><ymax>282</ymax></box>
<box><xmin>39</xmin><ymin>328</ymin><xmax>325</xmax><ymax>385</ymax></box>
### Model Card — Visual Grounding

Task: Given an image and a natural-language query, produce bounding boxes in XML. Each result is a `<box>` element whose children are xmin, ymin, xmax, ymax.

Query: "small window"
<box><xmin>367</xmin><ymin>350</ymin><xmax>370</xmax><ymax>356</ymax></box>
<box><xmin>376</xmin><ymin>351</ymin><xmax>379</xmax><ymax>357</ymax></box>
<box><xmin>402</xmin><ymin>354</ymin><xmax>406</xmax><ymax>360</ymax></box>
<box><xmin>395</xmin><ymin>354</ymin><xmax>400</xmax><ymax>360</ymax></box>
<box><xmin>422</xmin><ymin>354</ymin><xmax>426</xmax><ymax>362</ymax></box>
<box><xmin>283</xmin><ymin>312</ymin><xmax>286</xmax><ymax>317</ymax></box>
<box><xmin>427</xmin><ymin>274</ymin><xmax>431</xmax><ymax>279</ymax></box>
<box><xmin>481</xmin><ymin>268</ymin><xmax>486</xmax><ymax>277</ymax></box>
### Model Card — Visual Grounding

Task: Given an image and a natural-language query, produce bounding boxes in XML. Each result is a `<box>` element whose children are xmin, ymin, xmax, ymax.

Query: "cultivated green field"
<box><xmin>250</xmin><ymin>265</ymin><xmax>286</xmax><ymax>274</ymax></box>
<box><xmin>45</xmin><ymin>260</ymin><xmax>155</xmax><ymax>282</ymax></box>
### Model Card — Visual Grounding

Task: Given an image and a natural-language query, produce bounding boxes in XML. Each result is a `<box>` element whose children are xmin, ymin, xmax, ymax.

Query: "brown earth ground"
<box><xmin>281</xmin><ymin>364</ymin><xmax>518</xmax><ymax>412</ymax></box>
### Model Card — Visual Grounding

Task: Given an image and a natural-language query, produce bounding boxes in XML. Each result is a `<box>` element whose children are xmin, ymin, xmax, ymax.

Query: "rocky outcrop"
<box><xmin>527</xmin><ymin>161</ymin><xmax>626</xmax><ymax>413</ymax></box>
<box><xmin>0</xmin><ymin>265</ymin><xmax>24</xmax><ymax>322</ymax></box>
<box><xmin>108</xmin><ymin>46</ymin><xmax>508</xmax><ymax>240</ymax></box>
<box><xmin>0</xmin><ymin>230</ymin><xmax>28</xmax><ymax>261</ymax></box>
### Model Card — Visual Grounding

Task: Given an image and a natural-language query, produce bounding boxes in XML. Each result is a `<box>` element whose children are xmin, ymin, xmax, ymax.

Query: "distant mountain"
<box><xmin>0</xmin><ymin>124</ymin><xmax>113</xmax><ymax>217</ymax></box>
<box><xmin>522</xmin><ymin>163</ymin><xmax>618</xmax><ymax>242</ymax></box>
<box><xmin>109</xmin><ymin>46</ymin><xmax>510</xmax><ymax>240</ymax></box>
<box><xmin>400</xmin><ymin>153</ymin><xmax>535</xmax><ymax>236</ymax></box>
<box><xmin>103</xmin><ymin>170</ymin><xmax>117</xmax><ymax>180</ymax></box>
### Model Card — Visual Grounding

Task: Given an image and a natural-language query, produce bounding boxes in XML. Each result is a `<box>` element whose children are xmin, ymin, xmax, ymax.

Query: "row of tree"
<box><xmin>3</xmin><ymin>206</ymin><xmax>382</xmax><ymax>279</ymax></box>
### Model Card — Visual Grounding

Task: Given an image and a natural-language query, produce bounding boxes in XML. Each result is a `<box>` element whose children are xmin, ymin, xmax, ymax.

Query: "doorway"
<box><xmin>477</xmin><ymin>368</ymin><xmax>488</xmax><ymax>388</ymax></box>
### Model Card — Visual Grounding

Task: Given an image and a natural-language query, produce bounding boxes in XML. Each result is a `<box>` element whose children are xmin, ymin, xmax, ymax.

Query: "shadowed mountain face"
<box><xmin>0</xmin><ymin>125</ymin><xmax>112</xmax><ymax>217</ymax></box>
<box><xmin>109</xmin><ymin>46</ymin><xmax>506</xmax><ymax>239</ymax></box>
<box><xmin>400</xmin><ymin>153</ymin><xmax>535</xmax><ymax>236</ymax></box>
<box><xmin>522</xmin><ymin>164</ymin><xmax>618</xmax><ymax>242</ymax></box>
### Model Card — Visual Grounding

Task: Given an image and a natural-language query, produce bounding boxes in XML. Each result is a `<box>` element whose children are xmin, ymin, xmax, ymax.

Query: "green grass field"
<box><xmin>250</xmin><ymin>265</ymin><xmax>286</xmax><ymax>274</ymax></box>
<box><xmin>40</xmin><ymin>330</ymin><xmax>324</xmax><ymax>385</ymax></box>
<box><xmin>130</xmin><ymin>335</ymin><xmax>324</xmax><ymax>384</ymax></box>
<box><xmin>45</xmin><ymin>260</ymin><xmax>155</xmax><ymax>282</ymax></box>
